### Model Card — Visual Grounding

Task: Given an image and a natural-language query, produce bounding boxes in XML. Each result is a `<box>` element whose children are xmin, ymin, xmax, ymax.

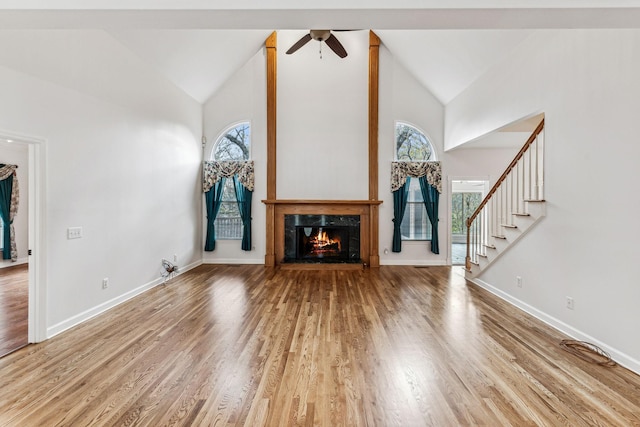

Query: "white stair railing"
<box><xmin>466</xmin><ymin>119</ymin><xmax>545</xmax><ymax>271</ymax></box>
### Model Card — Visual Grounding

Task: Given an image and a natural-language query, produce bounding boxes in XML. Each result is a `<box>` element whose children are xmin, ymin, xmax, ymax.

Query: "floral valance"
<box><xmin>391</xmin><ymin>161</ymin><xmax>441</xmax><ymax>193</ymax></box>
<box><xmin>203</xmin><ymin>161</ymin><xmax>254</xmax><ymax>193</ymax></box>
<box><xmin>0</xmin><ymin>164</ymin><xmax>17</xmax><ymax>181</ymax></box>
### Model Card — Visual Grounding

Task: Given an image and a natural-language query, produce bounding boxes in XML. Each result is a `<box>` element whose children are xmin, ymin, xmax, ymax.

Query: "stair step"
<box><xmin>483</xmin><ymin>244</ymin><xmax>496</xmax><ymax>249</ymax></box>
<box><xmin>501</xmin><ymin>224</ymin><xmax>518</xmax><ymax>229</ymax></box>
<box><xmin>477</xmin><ymin>253</ymin><xmax>488</xmax><ymax>258</ymax></box>
<box><xmin>492</xmin><ymin>235</ymin><xmax>507</xmax><ymax>239</ymax></box>
<box><xmin>513</xmin><ymin>212</ymin><xmax>530</xmax><ymax>217</ymax></box>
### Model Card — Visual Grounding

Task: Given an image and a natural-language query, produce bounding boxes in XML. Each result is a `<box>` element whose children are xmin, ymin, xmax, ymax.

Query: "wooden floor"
<box><xmin>1</xmin><ymin>265</ymin><xmax>639</xmax><ymax>426</ymax></box>
<box><xmin>0</xmin><ymin>264</ymin><xmax>28</xmax><ymax>357</ymax></box>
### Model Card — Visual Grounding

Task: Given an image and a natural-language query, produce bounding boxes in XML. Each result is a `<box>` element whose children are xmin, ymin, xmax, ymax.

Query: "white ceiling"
<box><xmin>0</xmin><ymin>2</ymin><xmax>639</xmax><ymax>104</ymax></box>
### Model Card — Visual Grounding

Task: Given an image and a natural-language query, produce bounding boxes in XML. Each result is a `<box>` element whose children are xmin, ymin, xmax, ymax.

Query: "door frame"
<box><xmin>0</xmin><ymin>130</ymin><xmax>47</xmax><ymax>343</ymax></box>
<box><xmin>448</xmin><ymin>176</ymin><xmax>490</xmax><ymax>266</ymax></box>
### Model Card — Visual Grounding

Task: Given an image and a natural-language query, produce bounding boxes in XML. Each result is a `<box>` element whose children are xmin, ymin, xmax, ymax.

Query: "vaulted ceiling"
<box><xmin>0</xmin><ymin>1</ymin><xmax>638</xmax><ymax>105</ymax></box>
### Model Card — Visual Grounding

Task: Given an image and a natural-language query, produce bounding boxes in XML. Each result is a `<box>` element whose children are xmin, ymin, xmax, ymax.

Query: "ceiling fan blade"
<box><xmin>286</xmin><ymin>33</ymin><xmax>312</xmax><ymax>55</ymax></box>
<box><xmin>325</xmin><ymin>34</ymin><xmax>348</xmax><ymax>58</ymax></box>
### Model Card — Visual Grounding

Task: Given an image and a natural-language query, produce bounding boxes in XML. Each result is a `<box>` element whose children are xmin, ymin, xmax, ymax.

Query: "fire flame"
<box><xmin>311</xmin><ymin>229</ymin><xmax>341</xmax><ymax>252</ymax></box>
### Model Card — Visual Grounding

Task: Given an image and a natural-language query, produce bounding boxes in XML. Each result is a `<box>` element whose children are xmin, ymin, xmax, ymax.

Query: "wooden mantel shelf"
<box><xmin>262</xmin><ymin>199</ymin><xmax>382</xmax><ymax>205</ymax></box>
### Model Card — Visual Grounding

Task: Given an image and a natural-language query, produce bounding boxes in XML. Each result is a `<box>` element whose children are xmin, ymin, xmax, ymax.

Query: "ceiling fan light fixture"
<box><xmin>310</xmin><ymin>30</ymin><xmax>331</xmax><ymax>42</ymax></box>
<box><xmin>286</xmin><ymin>29</ymin><xmax>348</xmax><ymax>58</ymax></box>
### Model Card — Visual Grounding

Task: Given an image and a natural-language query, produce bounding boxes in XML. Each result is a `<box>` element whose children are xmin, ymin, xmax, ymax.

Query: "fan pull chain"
<box><xmin>319</xmin><ymin>42</ymin><xmax>322</xmax><ymax>59</ymax></box>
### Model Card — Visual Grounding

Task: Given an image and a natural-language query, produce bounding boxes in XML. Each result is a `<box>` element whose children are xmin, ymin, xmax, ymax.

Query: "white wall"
<box><xmin>0</xmin><ymin>141</ymin><xmax>28</xmax><ymax>266</ymax></box>
<box><xmin>378</xmin><ymin>45</ymin><xmax>447</xmax><ymax>265</ymax></box>
<box><xmin>277</xmin><ymin>30</ymin><xmax>370</xmax><ymax>200</ymax></box>
<box><xmin>0</xmin><ymin>32</ymin><xmax>202</xmax><ymax>337</ymax></box>
<box><xmin>202</xmin><ymin>48</ymin><xmax>267</xmax><ymax>264</ymax></box>
<box><xmin>446</xmin><ymin>29</ymin><xmax>640</xmax><ymax>372</ymax></box>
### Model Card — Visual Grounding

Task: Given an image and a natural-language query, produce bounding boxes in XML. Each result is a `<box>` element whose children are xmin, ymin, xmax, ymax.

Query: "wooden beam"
<box><xmin>368</xmin><ymin>30</ymin><xmax>381</xmax><ymax>267</ymax></box>
<box><xmin>265</xmin><ymin>31</ymin><xmax>277</xmax><ymax>266</ymax></box>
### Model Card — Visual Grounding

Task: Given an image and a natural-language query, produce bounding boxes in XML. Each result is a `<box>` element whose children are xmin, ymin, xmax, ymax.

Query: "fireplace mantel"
<box><xmin>262</xmin><ymin>199</ymin><xmax>382</xmax><ymax>206</ymax></box>
<box><xmin>262</xmin><ymin>199</ymin><xmax>382</xmax><ymax>268</ymax></box>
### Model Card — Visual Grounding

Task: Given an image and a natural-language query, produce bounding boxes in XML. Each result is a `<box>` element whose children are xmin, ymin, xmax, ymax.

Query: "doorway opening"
<box><xmin>451</xmin><ymin>180</ymin><xmax>488</xmax><ymax>265</ymax></box>
<box><xmin>0</xmin><ymin>131</ymin><xmax>45</xmax><ymax>357</ymax></box>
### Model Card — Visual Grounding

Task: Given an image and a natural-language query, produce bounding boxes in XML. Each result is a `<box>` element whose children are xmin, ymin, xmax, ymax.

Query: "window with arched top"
<box><xmin>212</xmin><ymin>122</ymin><xmax>251</xmax><ymax>161</ymax></box>
<box><xmin>395</xmin><ymin>121</ymin><xmax>435</xmax><ymax>162</ymax></box>
<box><xmin>395</xmin><ymin>122</ymin><xmax>436</xmax><ymax>242</ymax></box>
<box><xmin>210</xmin><ymin>122</ymin><xmax>251</xmax><ymax>240</ymax></box>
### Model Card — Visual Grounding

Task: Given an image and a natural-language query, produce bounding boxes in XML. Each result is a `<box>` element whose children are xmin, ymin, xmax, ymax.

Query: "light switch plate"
<box><xmin>67</xmin><ymin>227</ymin><xmax>83</xmax><ymax>239</ymax></box>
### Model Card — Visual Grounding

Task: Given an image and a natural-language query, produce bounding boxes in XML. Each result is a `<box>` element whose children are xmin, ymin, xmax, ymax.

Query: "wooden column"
<box><xmin>368</xmin><ymin>31</ymin><xmax>381</xmax><ymax>268</ymax></box>
<box><xmin>265</xmin><ymin>32</ymin><xmax>277</xmax><ymax>266</ymax></box>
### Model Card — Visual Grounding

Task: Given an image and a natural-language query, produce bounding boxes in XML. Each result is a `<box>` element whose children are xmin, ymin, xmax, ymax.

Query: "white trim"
<box><xmin>47</xmin><ymin>260</ymin><xmax>202</xmax><ymax>338</ymax></box>
<box><xmin>203</xmin><ymin>258</ymin><xmax>264</xmax><ymax>265</ymax></box>
<box><xmin>0</xmin><ymin>257</ymin><xmax>28</xmax><ymax>267</ymax></box>
<box><xmin>0</xmin><ymin>129</ymin><xmax>47</xmax><ymax>343</ymax></box>
<box><xmin>470</xmin><ymin>277</ymin><xmax>640</xmax><ymax>376</ymax></box>
<box><xmin>380</xmin><ymin>260</ymin><xmax>446</xmax><ymax>266</ymax></box>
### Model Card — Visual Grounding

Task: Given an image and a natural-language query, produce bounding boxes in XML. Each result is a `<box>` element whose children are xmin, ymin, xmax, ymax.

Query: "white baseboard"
<box><xmin>471</xmin><ymin>277</ymin><xmax>640</xmax><ymax>376</ymax></box>
<box><xmin>0</xmin><ymin>257</ymin><xmax>28</xmax><ymax>268</ymax></box>
<box><xmin>202</xmin><ymin>258</ymin><xmax>264</xmax><ymax>265</ymax></box>
<box><xmin>380</xmin><ymin>259</ymin><xmax>447</xmax><ymax>266</ymax></box>
<box><xmin>47</xmin><ymin>260</ymin><xmax>202</xmax><ymax>339</ymax></box>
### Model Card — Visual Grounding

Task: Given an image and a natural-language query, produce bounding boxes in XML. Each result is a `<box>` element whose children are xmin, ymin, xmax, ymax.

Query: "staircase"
<box><xmin>465</xmin><ymin>119</ymin><xmax>546</xmax><ymax>278</ymax></box>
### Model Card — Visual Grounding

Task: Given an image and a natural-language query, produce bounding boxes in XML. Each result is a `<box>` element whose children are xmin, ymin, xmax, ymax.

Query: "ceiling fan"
<box><xmin>286</xmin><ymin>30</ymin><xmax>348</xmax><ymax>59</ymax></box>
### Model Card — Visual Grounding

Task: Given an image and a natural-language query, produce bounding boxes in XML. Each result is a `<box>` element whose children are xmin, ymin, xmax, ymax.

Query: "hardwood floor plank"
<box><xmin>0</xmin><ymin>264</ymin><xmax>28</xmax><ymax>357</ymax></box>
<box><xmin>1</xmin><ymin>264</ymin><xmax>640</xmax><ymax>426</ymax></box>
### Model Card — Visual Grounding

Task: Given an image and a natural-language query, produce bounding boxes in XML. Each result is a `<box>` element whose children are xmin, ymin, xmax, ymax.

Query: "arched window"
<box><xmin>212</xmin><ymin>122</ymin><xmax>251</xmax><ymax>161</ymax></box>
<box><xmin>395</xmin><ymin>122</ymin><xmax>436</xmax><ymax>242</ymax></box>
<box><xmin>395</xmin><ymin>121</ymin><xmax>435</xmax><ymax>162</ymax></box>
<box><xmin>211</xmin><ymin>122</ymin><xmax>250</xmax><ymax>240</ymax></box>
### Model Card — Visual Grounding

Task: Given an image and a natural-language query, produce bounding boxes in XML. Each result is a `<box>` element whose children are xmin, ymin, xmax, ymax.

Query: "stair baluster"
<box><xmin>465</xmin><ymin>118</ymin><xmax>545</xmax><ymax>272</ymax></box>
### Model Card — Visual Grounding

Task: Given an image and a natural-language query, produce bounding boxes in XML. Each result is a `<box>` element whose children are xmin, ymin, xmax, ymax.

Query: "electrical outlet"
<box><xmin>102</xmin><ymin>278</ymin><xmax>109</xmax><ymax>289</ymax></box>
<box><xmin>516</xmin><ymin>276</ymin><xmax>522</xmax><ymax>288</ymax></box>
<box><xmin>566</xmin><ymin>296</ymin><xmax>574</xmax><ymax>310</ymax></box>
<box><xmin>173</xmin><ymin>254</ymin><xmax>178</xmax><ymax>263</ymax></box>
<box><xmin>67</xmin><ymin>227</ymin><xmax>83</xmax><ymax>239</ymax></box>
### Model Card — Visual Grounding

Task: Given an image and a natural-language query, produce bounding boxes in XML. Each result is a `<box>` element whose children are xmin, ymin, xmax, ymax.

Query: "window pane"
<box><xmin>451</xmin><ymin>192</ymin><xmax>482</xmax><ymax>237</ymax></box>
<box><xmin>214</xmin><ymin>179</ymin><xmax>242</xmax><ymax>239</ymax></box>
<box><xmin>401</xmin><ymin>179</ymin><xmax>432</xmax><ymax>241</ymax></box>
<box><xmin>213</xmin><ymin>122</ymin><xmax>250</xmax><ymax>161</ymax></box>
<box><xmin>395</xmin><ymin>122</ymin><xmax>433</xmax><ymax>161</ymax></box>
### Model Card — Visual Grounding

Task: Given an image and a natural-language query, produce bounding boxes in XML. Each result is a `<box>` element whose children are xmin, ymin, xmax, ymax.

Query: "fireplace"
<box><xmin>262</xmin><ymin>199</ymin><xmax>382</xmax><ymax>268</ymax></box>
<box><xmin>284</xmin><ymin>214</ymin><xmax>360</xmax><ymax>264</ymax></box>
